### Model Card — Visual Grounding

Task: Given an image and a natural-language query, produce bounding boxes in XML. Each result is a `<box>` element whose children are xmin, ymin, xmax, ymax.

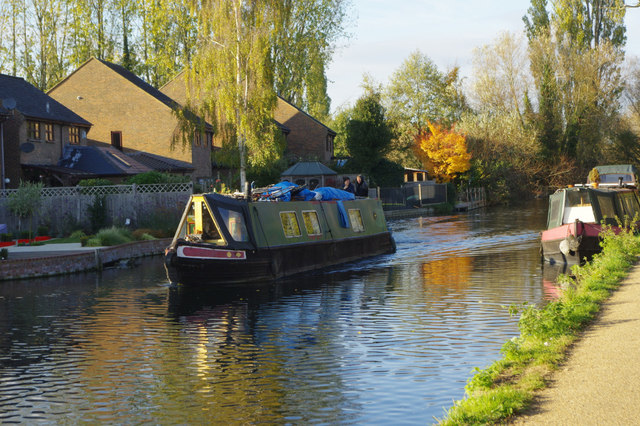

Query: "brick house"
<box><xmin>0</xmin><ymin>74</ymin><xmax>92</xmax><ymax>189</ymax></box>
<box><xmin>47</xmin><ymin>58</ymin><xmax>213</xmax><ymax>182</ymax></box>
<box><xmin>160</xmin><ymin>72</ymin><xmax>335</xmax><ymax>163</ymax></box>
<box><xmin>273</xmin><ymin>96</ymin><xmax>336</xmax><ymax>163</ymax></box>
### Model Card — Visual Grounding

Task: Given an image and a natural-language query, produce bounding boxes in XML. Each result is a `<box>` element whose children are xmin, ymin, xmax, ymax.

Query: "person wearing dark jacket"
<box><xmin>343</xmin><ymin>177</ymin><xmax>355</xmax><ymax>194</ymax></box>
<box><xmin>354</xmin><ymin>175</ymin><xmax>368</xmax><ymax>197</ymax></box>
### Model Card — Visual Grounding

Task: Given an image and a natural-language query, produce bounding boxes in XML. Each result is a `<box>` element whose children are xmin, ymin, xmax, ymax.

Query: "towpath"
<box><xmin>512</xmin><ymin>262</ymin><xmax>640</xmax><ymax>425</ymax></box>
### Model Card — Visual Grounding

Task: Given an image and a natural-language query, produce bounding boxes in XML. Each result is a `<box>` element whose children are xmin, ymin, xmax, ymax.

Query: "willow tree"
<box><xmin>186</xmin><ymin>0</ymin><xmax>279</xmax><ymax>189</ymax></box>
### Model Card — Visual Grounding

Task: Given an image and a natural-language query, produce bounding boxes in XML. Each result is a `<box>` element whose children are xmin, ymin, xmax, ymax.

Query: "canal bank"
<box><xmin>441</xmin><ymin>227</ymin><xmax>640</xmax><ymax>425</ymax></box>
<box><xmin>0</xmin><ymin>238</ymin><xmax>171</xmax><ymax>281</ymax></box>
<box><xmin>511</xmin><ymin>262</ymin><xmax>640</xmax><ymax>424</ymax></box>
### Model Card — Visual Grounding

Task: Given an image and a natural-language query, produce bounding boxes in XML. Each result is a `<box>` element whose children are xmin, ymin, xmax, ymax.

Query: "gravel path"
<box><xmin>513</xmin><ymin>264</ymin><xmax>640</xmax><ymax>425</ymax></box>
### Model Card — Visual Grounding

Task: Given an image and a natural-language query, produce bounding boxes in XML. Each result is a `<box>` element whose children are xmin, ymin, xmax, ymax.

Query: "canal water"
<box><xmin>0</xmin><ymin>200</ymin><xmax>556</xmax><ymax>424</ymax></box>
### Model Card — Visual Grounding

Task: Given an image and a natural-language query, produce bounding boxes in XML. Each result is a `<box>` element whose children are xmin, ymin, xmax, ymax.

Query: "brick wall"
<box><xmin>273</xmin><ymin>98</ymin><xmax>332</xmax><ymax>162</ymax></box>
<box><xmin>0</xmin><ymin>238</ymin><xmax>171</xmax><ymax>281</ymax></box>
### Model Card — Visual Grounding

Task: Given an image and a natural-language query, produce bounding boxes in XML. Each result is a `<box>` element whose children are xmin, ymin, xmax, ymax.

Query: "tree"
<box><xmin>344</xmin><ymin>91</ymin><xmax>393</xmax><ymax>176</ymax></box>
<box><xmin>413</xmin><ymin>122</ymin><xmax>471</xmax><ymax>183</ymax></box>
<box><xmin>523</xmin><ymin>0</ymin><xmax>627</xmax><ymax>166</ymax></box>
<box><xmin>7</xmin><ymin>181</ymin><xmax>43</xmax><ymax>239</ymax></box>
<box><xmin>271</xmin><ymin>0</ymin><xmax>353</xmax><ymax>122</ymax></box>
<box><xmin>384</xmin><ymin>50</ymin><xmax>467</xmax><ymax>167</ymax></box>
<box><xmin>185</xmin><ymin>0</ymin><xmax>280</xmax><ymax>190</ymax></box>
<box><xmin>470</xmin><ymin>32</ymin><xmax>531</xmax><ymax>122</ymax></box>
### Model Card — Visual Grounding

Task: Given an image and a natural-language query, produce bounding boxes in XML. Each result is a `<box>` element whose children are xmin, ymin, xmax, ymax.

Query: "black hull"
<box><xmin>165</xmin><ymin>232</ymin><xmax>395</xmax><ymax>285</ymax></box>
<box><xmin>541</xmin><ymin>236</ymin><xmax>601</xmax><ymax>265</ymax></box>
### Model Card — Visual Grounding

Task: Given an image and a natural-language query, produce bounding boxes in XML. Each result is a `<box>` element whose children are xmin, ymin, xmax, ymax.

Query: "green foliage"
<box><xmin>7</xmin><ymin>181</ymin><xmax>43</xmax><ymax>220</ymax></box>
<box><xmin>87</xmin><ymin>226</ymin><xmax>134</xmax><ymax>246</ymax></box>
<box><xmin>0</xmin><ymin>234</ymin><xmax>13</xmax><ymax>242</ymax></box>
<box><xmin>87</xmin><ymin>195</ymin><xmax>109</xmax><ymax>233</ymax></box>
<box><xmin>344</xmin><ymin>91</ymin><xmax>394</xmax><ymax>176</ymax></box>
<box><xmin>440</xmin><ymin>226</ymin><xmax>640</xmax><ymax>425</ymax></box>
<box><xmin>271</xmin><ymin>0</ymin><xmax>353</xmax><ymax>122</ymax></box>
<box><xmin>36</xmin><ymin>225</ymin><xmax>48</xmax><ymax>236</ymax></box>
<box><xmin>125</xmin><ymin>171</ymin><xmax>190</xmax><ymax>185</ymax></box>
<box><xmin>369</xmin><ymin>158</ymin><xmax>404</xmax><ymax>187</ymax></box>
<box><xmin>77</xmin><ymin>178</ymin><xmax>114</xmax><ymax>187</ymax></box>
<box><xmin>7</xmin><ymin>181</ymin><xmax>43</xmax><ymax>238</ymax></box>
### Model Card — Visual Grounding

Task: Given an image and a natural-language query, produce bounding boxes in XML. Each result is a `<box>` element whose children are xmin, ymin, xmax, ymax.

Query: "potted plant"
<box><xmin>588</xmin><ymin>168</ymin><xmax>600</xmax><ymax>187</ymax></box>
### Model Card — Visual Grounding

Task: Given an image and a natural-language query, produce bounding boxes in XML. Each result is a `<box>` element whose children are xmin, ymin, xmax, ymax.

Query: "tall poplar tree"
<box><xmin>186</xmin><ymin>0</ymin><xmax>279</xmax><ymax>189</ymax></box>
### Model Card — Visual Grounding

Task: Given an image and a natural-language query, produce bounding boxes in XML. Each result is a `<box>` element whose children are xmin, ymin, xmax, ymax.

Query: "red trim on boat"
<box><xmin>177</xmin><ymin>245</ymin><xmax>247</xmax><ymax>260</ymax></box>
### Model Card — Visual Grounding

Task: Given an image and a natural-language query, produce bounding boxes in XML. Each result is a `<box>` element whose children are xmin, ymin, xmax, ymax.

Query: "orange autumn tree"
<box><xmin>413</xmin><ymin>122</ymin><xmax>471</xmax><ymax>182</ymax></box>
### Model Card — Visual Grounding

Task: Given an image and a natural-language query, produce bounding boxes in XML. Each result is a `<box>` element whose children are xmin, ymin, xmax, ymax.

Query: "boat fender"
<box><xmin>559</xmin><ymin>234</ymin><xmax>580</xmax><ymax>256</ymax></box>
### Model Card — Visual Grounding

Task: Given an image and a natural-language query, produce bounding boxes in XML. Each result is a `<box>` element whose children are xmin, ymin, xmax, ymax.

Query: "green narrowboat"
<box><xmin>164</xmin><ymin>191</ymin><xmax>396</xmax><ymax>284</ymax></box>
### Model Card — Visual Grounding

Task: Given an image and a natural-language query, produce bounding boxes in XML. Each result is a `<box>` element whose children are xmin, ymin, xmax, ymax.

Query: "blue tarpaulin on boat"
<box><xmin>336</xmin><ymin>200</ymin><xmax>350</xmax><ymax>228</ymax></box>
<box><xmin>262</xmin><ymin>181</ymin><xmax>296</xmax><ymax>201</ymax></box>
<box><xmin>312</xmin><ymin>187</ymin><xmax>355</xmax><ymax>201</ymax></box>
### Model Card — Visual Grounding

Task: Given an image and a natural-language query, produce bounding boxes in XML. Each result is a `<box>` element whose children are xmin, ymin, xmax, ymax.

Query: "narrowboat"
<box><xmin>164</xmin><ymin>187</ymin><xmax>396</xmax><ymax>285</ymax></box>
<box><xmin>541</xmin><ymin>183</ymin><xmax>640</xmax><ymax>264</ymax></box>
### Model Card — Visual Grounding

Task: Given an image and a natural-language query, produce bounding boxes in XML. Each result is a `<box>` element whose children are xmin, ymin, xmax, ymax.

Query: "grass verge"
<box><xmin>438</xmin><ymin>226</ymin><xmax>640</xmax><ymax>425</ymax></box>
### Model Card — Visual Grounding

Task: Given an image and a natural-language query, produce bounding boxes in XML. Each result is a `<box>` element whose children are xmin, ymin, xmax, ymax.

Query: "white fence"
<box><xmin>0</xmin><ymin>183</ymin><xmax>193</xmax><ymax>236</ymax></box>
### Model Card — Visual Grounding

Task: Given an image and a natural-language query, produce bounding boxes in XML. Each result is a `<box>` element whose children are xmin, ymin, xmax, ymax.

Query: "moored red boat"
<box><xmin>541</xmin><ymin>165</ymin><xmax>640</xmax><ymax>264</ymax></box>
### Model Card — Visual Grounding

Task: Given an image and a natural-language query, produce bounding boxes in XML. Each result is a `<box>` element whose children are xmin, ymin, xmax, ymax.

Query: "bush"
<box><xmin>132</xmin><ymin>228</ymin><xmax>160</xmax><ymax>240</ymax></box>
<box><xmin>77</xmin><ymin>178</ymin><xmax>114</xmax><ymax>187</ymax></box>
<box><xmin>0</xmin><ymin>233</ymin><xmax>13</xmax><ymax>242</ymax></box>
<box><xmin>125</xmin><ymin>171</ymin><xmax>190</xmax><ymax>185</ymax></box>
<box><xmin>37</xmin><ymin>225</ymin><xmax>48</xmax><ymax>236</ymax></box>
<box><xmin>87</xmin><ymin>195</ymin><xmax>108</xmax><ymax>233</ymax></box>
<box><xmin>0</xmin><ymin>248</ymin><xmax>8</xmax><ymax>260</ymax></box>
<box><xmin>94</xmin><ymin>227</ymin><xmax>133</xmax><ymax>246</ymax></box>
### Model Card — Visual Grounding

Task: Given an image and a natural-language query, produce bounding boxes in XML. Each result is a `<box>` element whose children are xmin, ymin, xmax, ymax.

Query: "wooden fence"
<box><xmin>0</xmin><ymin>183</ymin><xmax>193</xmax><ymax>236</ymax></box>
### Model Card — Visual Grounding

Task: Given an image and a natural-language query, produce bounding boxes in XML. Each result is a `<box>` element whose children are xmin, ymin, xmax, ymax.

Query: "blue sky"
<box><xmin>325</xmin><ymin>0</ymin><xmax>640</xmax><ymax>113</ymax></box>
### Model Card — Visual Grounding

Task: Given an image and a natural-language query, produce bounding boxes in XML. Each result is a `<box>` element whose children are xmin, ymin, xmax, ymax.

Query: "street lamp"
<box><xmin>1</xmin><ymin>98</ymin><xmax>16</xmax><ymax>192</ymax></box>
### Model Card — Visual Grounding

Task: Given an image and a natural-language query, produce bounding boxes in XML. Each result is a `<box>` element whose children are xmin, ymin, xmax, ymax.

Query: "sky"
<box><xmin>325</xmin><ymin>0</ymin><xmax>640</xmax><ymax>114</ymax></box>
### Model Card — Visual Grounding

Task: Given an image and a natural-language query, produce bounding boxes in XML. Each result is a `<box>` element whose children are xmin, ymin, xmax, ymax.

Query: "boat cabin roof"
<box><xmin>547</xmin><ymin>187</ymin><xmax>640</xmax><ymax>229</ymax></box>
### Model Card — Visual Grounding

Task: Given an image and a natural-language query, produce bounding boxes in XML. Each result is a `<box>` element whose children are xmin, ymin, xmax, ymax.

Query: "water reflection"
<box><xmin>0</xmin><ymin>200</ymin><xmax>554</xmax><ymax>424</ymax></box>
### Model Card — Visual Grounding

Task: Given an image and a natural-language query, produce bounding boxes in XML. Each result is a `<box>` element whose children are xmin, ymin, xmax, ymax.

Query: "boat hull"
<box><xmin>165</xmin><ymin>231</ymin><xmax>396</xmax><ymax>285</ymax></box>
<box><xmin>540</xmin><ymin>222</ymin><xmax>604</xmax><ymax>264</ymax></box>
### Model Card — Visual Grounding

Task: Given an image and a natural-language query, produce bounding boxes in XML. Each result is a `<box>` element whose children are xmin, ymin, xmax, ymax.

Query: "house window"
<box><xmin>302</xmin><ymin>211</ymin><xmax>322</xmax><ymax>236</ymax></box>
<box><xmin>193</xmin><ymin>132</ymin><xmax>202</xmax><ymax>147</ymax></box>
<box><xmin>69</xmin><ymin>127</ymin><xmax>80</xmax><ymax>144</ymax></box>
<box><xmin>280</xmin><ymin>211</ymin><xmax>301</xmax><ymax>238</ymax></box>
<box><xmin>111</xmin><ymin>131</ymin><xmax>122</xmax><ymax>150</ymax></box>
<box><xmin>28</xmin><ymin>121</ymin><xmax>41</xmax><ymax>140</ymax></box>
<box><xmin>326</xmin><ymin>134</ymin><xmax>334</xmax><ymax>153</ymax></box>
<box><xmin>348</xmin><ymin>209</ymin><xmax>365</xmax><ymax>233</ymax></box>
<box><xmin>45</xmin><ymin>123</ymin><xmax>54</xmax><ymax>142</ymax></box>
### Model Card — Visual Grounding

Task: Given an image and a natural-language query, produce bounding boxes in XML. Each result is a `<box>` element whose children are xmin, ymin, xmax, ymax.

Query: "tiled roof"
<box><xmin>281</xmin><ymin>161</ymin><xmax>337</xmax><ymax>177</ymax></box>
<box><xmin>95</xmin><ymin>59</ymin><xmax>213</xmax><ymax>132</ymax></box>
<box><xmin>58</xmin><ymin>145</ymin><xmax>151</xmax><ymax>176</ymax></box>
<box><xmin>0</xmin><ymin>74</ymin><xmax>91</xmax><ymax>126</ymax></box>
<box><xmin>127</xmin><ymin>151</ymin><xmax>195</xmax><ymax>173</ymax></box>
<box><xmin>277</xmin><ymin>95</ymin><xmax>336</xmax><ymax>135</ymax></box>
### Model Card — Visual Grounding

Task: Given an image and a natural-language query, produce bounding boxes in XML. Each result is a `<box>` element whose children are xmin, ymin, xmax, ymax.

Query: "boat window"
<box><xmin>548</xmin><ymin>192</ymin><xmax>564</xmax><ymax>228</ymax></box>
<box><xmin>562</xmin><ymin>190</ymin><xmax>595</xmax><ymax>224</ymax></box>
<box><xmin>201</xmin><ymin>204</ymin><xmax>224</xmax><ymax>244</ymax></box>
<box><xmin>219</xmin><ymin>207</ymin><xmax>249</xmax><ymax>242</ymax></box>
<box><xmin>599</xmin><ymin>173</ymin><xmax>633</xmax><ymax>184</ymax></box>
<box><xmin>596</xmin><ymin>194</ymin><xmax>616</xmax><ymax>220</ymax></box>
<box><xmin>302</xmin><ymin>210</ymin><xmax>322</xmax><ymax>236</ymax></box>
<box><xmin>617</xmin><ymin>193</ymin><xmax>640</xmax><ymax>220</ymax></box>
<box><xmin>280</xmin><ymin>211</ymin><xmax>301</xmax><ymax>238</ymax></box>
<box><xmin>348</xmin><ymin>209</ymin><xmax>365</xmax><ymax>232</ymax></box>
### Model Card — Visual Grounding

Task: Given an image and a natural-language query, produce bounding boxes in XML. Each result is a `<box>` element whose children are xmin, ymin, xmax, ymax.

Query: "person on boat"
<box><xmin>355</xmin><ymin>175</ymin><xmax>368</xmax><ymax>197</ymax></box>
<box><xmin>343</xmin><ymin>177</ymin><xmax>355</xmax><ymax>194</ymax></box>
